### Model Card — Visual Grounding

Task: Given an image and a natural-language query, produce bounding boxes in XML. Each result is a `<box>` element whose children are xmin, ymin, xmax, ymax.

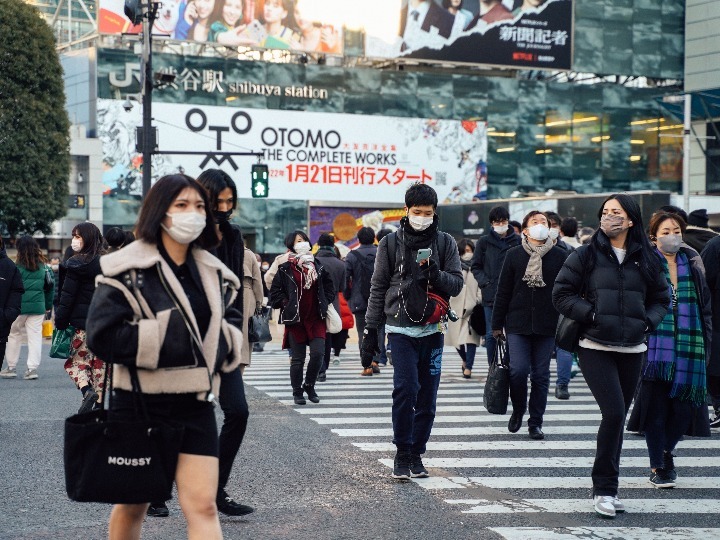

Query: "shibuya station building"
<box><xmin>34</xmin><ymin>0</ymin><xmax>719</xmax><ymax>253</ymax></box>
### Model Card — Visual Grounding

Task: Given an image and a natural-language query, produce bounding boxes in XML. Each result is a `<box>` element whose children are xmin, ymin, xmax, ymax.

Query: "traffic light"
<box><xmin>251</xmin><ymin>164</ymin><xmax>269</xmax><ymax>198</ymax></box>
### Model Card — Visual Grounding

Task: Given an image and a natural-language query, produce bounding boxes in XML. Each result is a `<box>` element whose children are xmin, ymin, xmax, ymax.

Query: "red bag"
<box><xmin>423</xmin><ymin>292</ymin><xmax>450</xmax><ymax>325</ymax></box>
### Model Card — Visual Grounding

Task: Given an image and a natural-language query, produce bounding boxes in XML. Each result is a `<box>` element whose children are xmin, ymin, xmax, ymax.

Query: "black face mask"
<box><xmin>214</xmin><ymin>209</ymin><xmax>232</xmax><ymax>224</ymax></box>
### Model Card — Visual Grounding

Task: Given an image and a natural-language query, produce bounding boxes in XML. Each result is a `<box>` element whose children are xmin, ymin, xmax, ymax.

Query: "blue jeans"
<box><xmin>456</xmin><ymin>344</ymin><xmax>477</xmax><ymax>370</ymax></box>
<box><xmin>555</xmin><ymin>347</ymin><xmax>573</xmax><ymax>386</ymax></box>
<box><xmin>506</xmin><ymin>334</ymin><xmax>555</xmax><ymax>429</ymax></box>
<box><xmin>218</xmin><ymin>367</ymin><xmax>250</xmax><ymax>491</ymax></box>
<box><xmin>484</xmin><ymin>306</ymin><xmax>495</xmax><ymax>366</ymax></box>
<box><xmin>389</xmin><ymin>332</ymin><xmax>444</xmax><ymax>455</ymax></box>
<box><xmin>378</xmin><ymin>324</ymin><xmax>388</xmax><ymax>365</ymax></box>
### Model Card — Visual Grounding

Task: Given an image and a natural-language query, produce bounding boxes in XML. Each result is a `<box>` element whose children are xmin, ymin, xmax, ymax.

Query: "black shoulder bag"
<box><xmin>555</xmin><ymin>250</ymin><xmax>588</xmax><ymax>353</ymax></box>
<box><xmin>483</xmin><ymin>338</ymin><xmax>510</xmax><ymax>415</ymax></box>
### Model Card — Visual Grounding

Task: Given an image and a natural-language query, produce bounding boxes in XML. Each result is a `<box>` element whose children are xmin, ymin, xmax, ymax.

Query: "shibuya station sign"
<box><xmin>97</xmin><ymin>99</ymin><xmax>487</xmax><ymax>204</ymax></box>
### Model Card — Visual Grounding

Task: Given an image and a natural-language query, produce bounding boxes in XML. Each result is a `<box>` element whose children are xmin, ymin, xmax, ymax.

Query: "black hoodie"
<box><xmin>55</xmin><ymin>255</ymin><xmax>102</xmax><ymax>330</ymax></box>
<box><xmin>0</xmin><ymin>248</ymin><xmax>24</xmax><ymax>339</ymax></box>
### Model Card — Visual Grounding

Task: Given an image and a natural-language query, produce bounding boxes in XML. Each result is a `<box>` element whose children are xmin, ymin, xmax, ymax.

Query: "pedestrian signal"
<box><xmin>251</xmin><ymin>164</ymin><xmax>269</xmax><ymax>198</ymax></box>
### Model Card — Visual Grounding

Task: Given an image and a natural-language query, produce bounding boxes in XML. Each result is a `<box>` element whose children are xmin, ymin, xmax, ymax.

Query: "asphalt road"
<box><xmin>1</xmin><ymin>343</ymin><xmax>718</xmax><ymax>540</ymax></box>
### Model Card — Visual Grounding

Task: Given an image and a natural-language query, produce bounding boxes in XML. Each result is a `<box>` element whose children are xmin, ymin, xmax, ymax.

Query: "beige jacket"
<box><xmin>241</xmin><ymin>248</ymin><xmax>264</xmax><ymax>364</ymax></box>
<box><xmin>263</xmin><ymin>251</ymin><xmax>290</xmax><ymax>290</ymax></box>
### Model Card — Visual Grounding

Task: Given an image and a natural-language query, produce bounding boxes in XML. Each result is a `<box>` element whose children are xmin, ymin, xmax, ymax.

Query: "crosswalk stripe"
<box><xmin>411</xmin><ymin>476</ymin><xmax>720</xmax><ymax>490</ymax></box>
<box><xmin>310</xmin><ymin>414</ymin><xmax>602</xmax><ymax>424</ymax></box>
<box><xmin>265</xmin><ymin>391</ymin><xmax>598</xmax><ymax>401</ymax></box>
<box><xmin>289</xmin><ymin>404</ymin><xmax>602</xmax><ymax>414</ymax></box>
<box><xmin>331</xmin><ymin>426</ymin><xmax>603</xmax><ymax>437</ymax></box>
<box><xmin>446</xmin><ymin>499</ymin><xmax>717</xmax><ymax>514</ymax></box>
<box><xmin>352</xmin><ymin>440</ymin><xmax>720</xmax><ymax>452</ymax></box>
<box><xmin>378</xmin><ymin>457</ymin><xmax>716</xmax><ymax>468</ymax></box>
<box><xmin>489</xmin><ymin>528</ymin><xmax>720</xmax><ymax>540</ymax></box>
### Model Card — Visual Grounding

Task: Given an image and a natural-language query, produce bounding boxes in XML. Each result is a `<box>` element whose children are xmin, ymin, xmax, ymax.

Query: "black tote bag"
<box><xmin>248</xmin><ymin>306</ymin><xmax>272</xmax><ymax>343</ymax></box>
<box><xmin>483</xmin><ymin>338</ymin><xmax>510</xmax><ymax>415</ymax></box>
<box><xmin>64</xmin><ymin>368</ymin><xmax>184</xmax><ymax>504</ymax></box>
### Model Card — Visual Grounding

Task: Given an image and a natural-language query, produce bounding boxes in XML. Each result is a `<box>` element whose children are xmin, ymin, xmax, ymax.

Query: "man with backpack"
<box><xmin>361</xmin><ymin>183</ymin><xmax>463</xmax><ymax>480</ymax></box>
<box><xmin>344</xmin><ymin>226</ymin><xmax>379</xmax><ymax>375</ymax></box>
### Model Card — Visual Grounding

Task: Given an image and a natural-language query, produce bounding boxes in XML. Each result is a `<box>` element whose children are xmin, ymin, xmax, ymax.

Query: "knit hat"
<box><xmin>688</xmin><ymin>209</ymin><xmax>709</xmax><ymax>228</ymax></box>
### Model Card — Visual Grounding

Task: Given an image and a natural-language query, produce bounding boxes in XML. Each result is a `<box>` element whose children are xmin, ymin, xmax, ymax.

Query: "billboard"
<box><xmin>98</xmin><ymin>0</ymin><xmax>344</xmax><ymax>55</ymax></box>
<box><xmin>366</xmin><ymin>0</ymin><xmax>573</xmax><ymax>70</ymax></box>
<box><xmin>96</xmin><ymin>99</ymin><xmax>488</xmax><ymax>205</ymax></box>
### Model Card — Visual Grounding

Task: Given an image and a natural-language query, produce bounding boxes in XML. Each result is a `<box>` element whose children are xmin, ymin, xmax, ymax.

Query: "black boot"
<box><xmin>303</xmin><ymin>383</ymin><xmax>320</xmax><ymax>403</ymax></box>
<box><xmin>293</xmin><ymin>389</ymin><xmax>306</xmax><ymax>405</ymax></box>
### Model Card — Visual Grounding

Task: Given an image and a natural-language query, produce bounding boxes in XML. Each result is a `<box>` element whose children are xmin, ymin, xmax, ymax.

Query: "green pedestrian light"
<box><xmin>251</xmin><ymin>164</ymin><xmax>269</xmax><ymax>198</ymax></box>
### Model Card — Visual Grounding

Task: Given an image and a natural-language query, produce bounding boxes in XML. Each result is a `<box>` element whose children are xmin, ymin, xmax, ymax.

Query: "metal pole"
<box><xmin>682</xmin><ymin>93</ymin><xmax>691</xmax><ymax>213</ymax></box>
<box><xmin>141</xmin><ymin>2</ymin><xmax>154</xmax><ymax>199</ymax></box>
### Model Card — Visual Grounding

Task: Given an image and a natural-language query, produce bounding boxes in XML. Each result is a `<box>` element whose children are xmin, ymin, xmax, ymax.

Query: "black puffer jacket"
<box><xmin>552</xmin><ymin>234</ymin><xmax>671</xmax><ymax>347</ymax></box>
<box><xmin>55</xmin><ymin>255</ymin><xmax>102</xmax><ymax>330</ymax></box>
<box><xmin>315</xmin><ymin>248</ymin><xmax>346</xmax><ymax>312</ymax></box>
<box><xmin>701</xmin><ymin>237</ymin><xmax>720</xmax><ymax>375</ymax></box>
<box><xmin>269</xmin><ymin>260</ymin><xmax>335</xmax><ymax>325</ymax></box>
<box><xmin>471</xmin><ymin>229</ymin><xmax>521</xmax><ymax>307</ymax></box>
<box><xmin>344</xmin><ymin>244</ymin><xmax>377</xmax><ymax>313</ymax></box>
<box><xmin>491</xmin><ymin>245</ymin><xmax>569</xmax><ymax>337</ymax></box>
<box><xmin>0</xmin><ymin>248</ymin><xmax>24</xmax><ymax>340</ymax></box>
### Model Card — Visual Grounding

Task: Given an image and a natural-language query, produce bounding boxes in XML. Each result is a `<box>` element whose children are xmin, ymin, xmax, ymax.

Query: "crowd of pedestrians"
<box><xmin>2</xmin><ymin>177</ymin><xmax>720</xmax><ymax>532</ymax></box>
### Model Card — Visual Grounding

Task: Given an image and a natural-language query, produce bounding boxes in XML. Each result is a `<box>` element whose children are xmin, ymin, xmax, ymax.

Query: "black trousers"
<box><xmin>0</xmin><ymin>339</ymin><xmax>7</xmax><ymax>367</ymax></box>
<box><xmin>577</xmin><ymin>347</ymin><xmax>643</xmax><ymax>497</ymax></box>
<box><xmin>289</xmin><ymin>335</ymin><xmax>324</xmax><ymax>390</ymax></box>
<box><xmin>708</xmin><ymin>375</ymin><xmax>720</xmax><ymax>411</ymax></box>
<box><xmin>217</xmin><ymin>367</ymin><xmax>250</xmax><ymax>492</ymax></box>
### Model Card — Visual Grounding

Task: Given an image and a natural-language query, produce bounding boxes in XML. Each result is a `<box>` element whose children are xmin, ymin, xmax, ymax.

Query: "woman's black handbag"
<box><xmin>64</xmin><ymin>367</ymin><xmax>184</xmax><ymax>504</ymax></box>
<box><xmin>556</xmin><ymin>314</ymin><xmax>582</xmax><ymax>352</ymax></box>
<box><xmin>483</xmin><ymin>339</ymin><xmax>510</xmax><ymax>415</ymax></box>
<box><xmin>248</xmin><ymin>306</ymin><xmax>272</xmax><ymax>343</ymax></box>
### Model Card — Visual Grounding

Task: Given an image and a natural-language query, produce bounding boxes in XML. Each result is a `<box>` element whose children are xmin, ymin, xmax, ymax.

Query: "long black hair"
<box><xmin>71</xmin><ymin>222</ymin><xmax>105</xmax><ymax>262</ymax></box>
<box><xmin>586</xmin><ymin>193</ymin><xmax>661</xmax><ymax>282</ymax></box>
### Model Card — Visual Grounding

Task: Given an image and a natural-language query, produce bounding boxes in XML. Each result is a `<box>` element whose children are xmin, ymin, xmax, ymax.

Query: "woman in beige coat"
<box><xmin>242</xmin><ymin>248</ymin><xmax>264</xmax><ymax>363</ymax></box>
<box><xmin>445</xmin><ymin>238</ymin><xmax>483</xmax><ymax>378</ymax></box>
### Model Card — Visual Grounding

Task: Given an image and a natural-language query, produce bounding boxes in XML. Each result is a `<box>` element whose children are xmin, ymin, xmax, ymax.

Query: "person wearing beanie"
<box><xmin>682</xmin><ymin>208</ymin><xmax>717</xmax><ymax>253</ymax></box>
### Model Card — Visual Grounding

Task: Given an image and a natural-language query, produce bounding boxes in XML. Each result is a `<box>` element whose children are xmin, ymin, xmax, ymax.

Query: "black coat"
<box><xmin>343</xmin><ymin>244</ymin><xmax>377</xmax><ymax>313</ymax></box>
<box><xmin>315</xmin><ymin>248</ymin><xmax>345</xmax><ymax>312</ymax></box>
<box><xmin>55</xmin><ymin>255</ymin><xmax>102</xmax><ymax>330</ymax></box>
<box><xmin>491</xmin><ymin>245</ymin><xmax>568</xmax><ymax>337</ymax></box>
<box><xmin>268</xmin><ymin>261</ymin><xmax>335</xmax><ymax>325</ymax></box>
<box><xmin>684</xmin><ymin>226</ymin><xmax>719</xmax><ymax>254</ymax></box>
<box><xmin>552</xmin><ymin>234</ymin><xmax>671</xmax><ymax>348</ymax></box>
<box><xmin>210</xmin><ymin>222</ymin><xmax>245</xmax><ymax>327</ymax></box>
<box><xmin>470</xmin><ymin>229</ymin><xmax>521</xmax><ymax>307</ymax></box>
<box><xmin>702</xmin><ymin>236</ymin><xmax>720</xmax><ymax>376</ymax></box>
<box><xmin>0</xmin><ymin>248</ymin><xmax>24</xmax><ymax>340</ymax></box>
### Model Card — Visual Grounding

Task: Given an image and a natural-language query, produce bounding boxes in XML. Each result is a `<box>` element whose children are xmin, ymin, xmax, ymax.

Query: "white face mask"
<box><xmin>294</xmin><ymin>241</ymin><xmax>311</xmax><ymax>255</ymax></box>
<box><xmin>549</xmin><ymin>228</ymin><xmax>560</xmax><ymax>241</ymax></box>
<box><xmin>493</xmin><ymin>224</ymin><xmax>509</xmax><ymax>235</ymax></box>
<box><xmin>71</xmin><ymin>238</ymin><xmax>83</xmax><ymax>252</ymax></box>
<box><xmin>461</xmin><ymin>252</ymin><xmax>473</xmax><ymax>261</ymax></box>
<box><xmin>408</xmin><ymin>214</ymin><xmax>434</xmax><ymax>231</ymax></box>
<box><xmin>162</xmin><ymin>212</ymin><xmax>206</xmax><ymax>244</ymax></box>
<box><xmin>527</xmin><ymin>224</ymin><xmax>550</xmax><ymax>241</ymax></box>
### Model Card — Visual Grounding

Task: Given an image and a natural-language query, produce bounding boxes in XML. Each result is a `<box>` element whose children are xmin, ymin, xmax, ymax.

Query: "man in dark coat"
<box><xmin>0</xmin><ymin>237</ymin><xmax>25</xmax><ymax>366</ymax></box>
<box><xmin>470</xmin><ymin>206</ymin><xmax>521</xmax><ymax>365</ymax></box>
<box><xmin>315</xmin><ymin>233</ymin><xmax>346</xmax><ymax>381</ymax></box>
<box><xmin>701</xmin><ymin>235</ymin><xmax>720</xmax><ymax>428</ymax></box>
<box><xmin>685</xmin><ymin>208</ymin><xmax>718</xmax><ymax>253</ymax></box>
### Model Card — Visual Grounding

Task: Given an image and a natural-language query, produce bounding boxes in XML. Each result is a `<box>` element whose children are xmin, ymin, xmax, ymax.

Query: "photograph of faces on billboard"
<box><xmin>99</xmin><ymin>0</ymin><xmax>343</xmax><ymax>54</ymax></box>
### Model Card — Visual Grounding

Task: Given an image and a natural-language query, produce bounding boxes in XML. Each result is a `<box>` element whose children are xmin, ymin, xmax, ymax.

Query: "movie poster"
<box><xmin>366</xmin><ymin>0</ymin><xmax>573</xmax><ymax>70</ymax></box>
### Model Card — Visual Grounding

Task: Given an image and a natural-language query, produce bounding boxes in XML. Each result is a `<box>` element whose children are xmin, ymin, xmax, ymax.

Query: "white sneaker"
<box><xmin>611</xmin><ymin>496</ymin><xmax>625</xmax><ymax>513</ymax></box>
<box><xmin>0</xmin><ymin>367</ymin><xmax>17</xmax><ymax>379</ymax></box>
<box><xmin>593</xmin><ymin>495</ymin><xmax>616</xmax><ymax>518</ymax></box>
<box><xmin>23</xmin><ymin>369</ymin><xmax>38</xmax><ymax>380</ymax></box>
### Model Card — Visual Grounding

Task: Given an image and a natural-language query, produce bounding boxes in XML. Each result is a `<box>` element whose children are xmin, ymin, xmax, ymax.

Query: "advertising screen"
<box><xmin>98</xmin><ymin>0</ymin><xmax>344</xmax><ymax>55</ymax></box>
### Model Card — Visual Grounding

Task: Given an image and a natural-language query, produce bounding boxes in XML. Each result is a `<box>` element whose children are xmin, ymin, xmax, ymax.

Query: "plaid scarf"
<box><xmin>288</xmin><ymin>253</ymin><xmax>317</xmax><ymax>289</ymax></box>
<box><xmin>645</xmin><ymin>250</ymin><xmax>707</xmax><ymax>407</ymax></box>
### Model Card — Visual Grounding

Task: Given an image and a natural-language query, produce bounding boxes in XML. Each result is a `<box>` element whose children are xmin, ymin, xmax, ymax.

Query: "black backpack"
<box><xmin>357</xmin><ymin>250</ymin><xmax>376</xmax><ymax>300</ymax></box>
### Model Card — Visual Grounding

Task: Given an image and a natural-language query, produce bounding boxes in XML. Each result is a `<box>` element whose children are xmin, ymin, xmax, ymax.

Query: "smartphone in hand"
<box><xmin>416</xmin><ymin>247</ymin><xmax>432</xmax><ymax>263</ymax></box>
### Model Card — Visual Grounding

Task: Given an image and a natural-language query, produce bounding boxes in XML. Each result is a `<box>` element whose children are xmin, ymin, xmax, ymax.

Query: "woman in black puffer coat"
<box><xmin>55</xmin><ymin>222</ymin><xmax>106</xmax><ymax>413</ymax></box>
<box><xmin>552</xmin><ymin>194</ymin><xmax>670</xmax><ymax>519</ymax></box>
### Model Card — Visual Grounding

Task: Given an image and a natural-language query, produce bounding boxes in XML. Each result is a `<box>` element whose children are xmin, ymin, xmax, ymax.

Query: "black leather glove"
<box><xmin>360</xmin><ymin>327</ymin><xmax>380</xmax><ymax>368</ymax></box>
<box><xmin>420</xmin><ymin>258</ymin><xmax>440</xmax><ymax>284</ymax></box>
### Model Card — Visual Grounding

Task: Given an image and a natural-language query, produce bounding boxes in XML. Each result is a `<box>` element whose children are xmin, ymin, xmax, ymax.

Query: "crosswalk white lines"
<box><xmin>245</xmin><ymin>352</ymin><xmax>720</xmax><ymax>538</ymax></box>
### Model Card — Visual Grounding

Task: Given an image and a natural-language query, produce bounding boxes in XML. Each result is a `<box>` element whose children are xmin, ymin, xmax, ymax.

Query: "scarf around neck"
<box><xmin>645</xmin><ymin>250</ymin><xmax>706</xmax><ymax>407</ymax></box>
<box><xmin>288</xmin><ymin>252</ymin><xmax>318</xmax><ymax>289</ymax></box>
<box><xmin>521</xmin><ymin>235</ymin><xmax>553</xmax><ymax>288</ymax></box>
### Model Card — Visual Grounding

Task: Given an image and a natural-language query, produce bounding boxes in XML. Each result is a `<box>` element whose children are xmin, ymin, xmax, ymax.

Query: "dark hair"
<box><xmin>124</xmin><ymin>230</ymin><xmax>136</xmax><ymax>245</ymax></box>
<box><xmin>489</xmin><ymin>206</ymin><xmax>510</xmax><ymax>223</ymax></box>
<box><xmin>318</xmin><ymin>232</ymin><xmax>335</xmax><ymax>247</ymax></box>
<box><xmin>15</xmin><ymin>236</ymin><xmax>45</xmax><ymax>271</ymax></box>
<box><xmin>560</xmin><ymin>217</ymin><xmax>578</xmax><ymax>237</ymax></box>
<box><xmin>544</xmin><ymin>211</ymin><xmax>562</xmax><ymax>228</ymax></box>
<box><xmin>521</xmin><ymin>210</ymin><xmax>547</xmax><ymax>230</ymax></box>
<box><xmin>589</xmin><ymin>194</ymin><xmax>661</xmax><ymax>282</ymax></box>
<box><xmin>284</xmin><ymin>230</ymin><xmax>310</xmax><ymax>252</ymax></box>
<box><xmin>105</xmin><ymin>227</ymin><xmax>127</xmax><ymax>249</ymax></box>
<box><xmin>196</xmin><ymin>169</ymin><xmax>238</xmax><ymax>211</ymax></box>
<box><xmin>657</xmin><ymin>205</ymin><xmax>688</xmax><ymax>224</ymax></box>
<box><xmin>71</xmin><ymin>222</ymin><xmax>105</xmax><ymax>261</ymax></box>
<box><xmin>648</xmin><ymin>211</ymin><xmax>687</xmax><ymax>239</ymax></box>
<box><xmin>457</xmin><ymin>238</ymin><xmax>474</xmax><ymax>255</ymax></box>
<box><xmin>405</xmin><ymin>182</ymin><xmax>438</xmax><ymax>209</ymax></box>
<box><xmin>134</xmin><ymin>174</ymin><xmax>218</xmax><ymax>250</ymax></box>
<box><xmin>441</xmin><ymin>0</ymin><xmax>463</xmax><ymax>8</ymax></box>
<box><xmin>509</xmin><ymin>220</ymin><xmax>522</xmax><ymax>232</ymax></box>
<box><xmin>357</xmin><ymin>226</ymin><xmax>376</xmax><ymax>245</ymax></box>
<box><xmin>376</xmin><ymin>228</ymin><xmax>393</xmax><ymax>242</ymax></box>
